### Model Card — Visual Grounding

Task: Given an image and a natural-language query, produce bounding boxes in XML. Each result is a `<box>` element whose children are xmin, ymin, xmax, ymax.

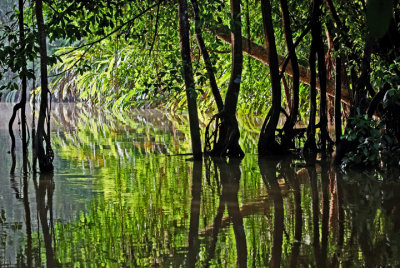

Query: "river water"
<box><xmin>0</xmin><ymin>103</ymin><xmax>399</xmax><ymax>267</ymax></box>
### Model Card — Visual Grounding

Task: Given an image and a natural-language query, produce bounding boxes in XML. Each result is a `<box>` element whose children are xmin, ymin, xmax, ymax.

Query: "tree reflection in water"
<box><xmin>34</xmin><ymin>173</ymin><xmax>57</xmax><ymax>267</ymax></box>
<box><xmin>202</xmin><ymin>158</ymin><xmax>247</xmax><ymax>267</ymax></box>
<box><xmin>1</xmin><ymin>104</ymin><xmax>400</xmax><ymax>266</ymax></box>
<box><xmin>186</xmin><ymin>160</ymin><xmax>202</xmax><ymax>266</ymax></box>
<box><xmin>259</xmin><ymin>157</ymin><xmax>284</xmax><ymax>268</ymax></box>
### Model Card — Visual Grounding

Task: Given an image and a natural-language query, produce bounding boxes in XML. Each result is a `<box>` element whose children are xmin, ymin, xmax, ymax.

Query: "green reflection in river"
<box><xmin>1</xmin><ymin>104</ymin><xmax>400</xmax><ymax>267</ymax></box>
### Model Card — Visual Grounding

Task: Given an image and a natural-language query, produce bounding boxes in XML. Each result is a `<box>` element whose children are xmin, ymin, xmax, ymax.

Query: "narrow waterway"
<box><xmin>1</xmin><ymin>103</ymin><xmax>399</xmax><ymax>267</ymax></box>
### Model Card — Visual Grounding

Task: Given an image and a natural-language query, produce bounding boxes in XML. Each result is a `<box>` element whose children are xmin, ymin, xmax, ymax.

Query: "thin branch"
<box><xmin>148</xmin><ymin>3</ymin><xmax>160</xmax><ymax>56</ymax></box>
<box><xmin>55</xmin><ymin>0</ymin><xmax>165</xmax><ymax>57</ymax></box>
<box><xmin>279</xmin><ymin>22</ymin><xmax>310</xmax><ymax>78</ymax></box>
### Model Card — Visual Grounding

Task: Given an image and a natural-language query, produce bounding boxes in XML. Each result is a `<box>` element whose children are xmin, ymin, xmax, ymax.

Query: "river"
<box><xmin>0</xmin><ymin>103</ymin><xmax>399</xmax><ymax>267</ymax></box>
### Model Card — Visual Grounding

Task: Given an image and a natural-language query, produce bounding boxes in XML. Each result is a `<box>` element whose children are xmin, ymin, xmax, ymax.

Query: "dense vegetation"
<box><xmin>1</xmin><ymin>0</ymin><xmax>400</xmax><ymax>171</ymax></box>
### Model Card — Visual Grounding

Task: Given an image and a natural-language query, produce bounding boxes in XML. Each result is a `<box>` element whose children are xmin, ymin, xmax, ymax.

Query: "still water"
<box><xmin>1</xmin><ymin>103</ymin><xmax>400</xmax><ymax>267</ymax></box>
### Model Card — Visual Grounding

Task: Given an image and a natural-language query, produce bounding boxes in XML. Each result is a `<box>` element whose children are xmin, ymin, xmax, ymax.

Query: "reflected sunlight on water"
<box><xmin>1</xmin><ymin>104</ymin><xmax>400</xmax><ymax>267</ymax></box>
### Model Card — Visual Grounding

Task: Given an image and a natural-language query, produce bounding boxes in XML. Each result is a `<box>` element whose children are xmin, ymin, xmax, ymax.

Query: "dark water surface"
<box><xmin>1</xmin><ymin>103</ymin><xmax>400</xmax><ymax>267</ymax></box>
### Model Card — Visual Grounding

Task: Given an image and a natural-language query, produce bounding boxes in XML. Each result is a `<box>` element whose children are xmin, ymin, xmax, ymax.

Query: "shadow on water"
<box><xmin>1</xmin><ymin>104</ymin><xmax>400</xmax><ymax>267</ymax></box>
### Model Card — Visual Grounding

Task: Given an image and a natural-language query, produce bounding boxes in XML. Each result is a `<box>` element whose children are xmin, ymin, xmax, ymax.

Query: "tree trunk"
<box><xmin>304</xmin><ymin>0</ymin><xmax>319</xmax><ymax>153</ymax></box>
<box><xmin>335</xmin><ymin>55</ymin><xmax>342</xmax><ymax>144</ymax></box>
<box><xmin>315</xmin><ymin>2</ymin><xmax>329</xmax><ymax>155</ymax></box>
<box><xmin>178</xmin><ymin>0</ymin><xmax>202</xmax><ymax>160</ymax></box>
<box><xmin>212</xmin><ymin>21</ymin><xmax>351</xmax><ymax>104</ymax></box>
<box><xmin>9</xmin><ymin>0</ymin><xmax>28</xmax><ymax>173</ymax></box>
<box><xmin>18</xmin><ymin>0</ymin><xmax>28</xmax><ymax>173</ymax></box>
<box><xmin>280</xmin><ymin>0</ymin><xmax>300</xmax><ymax>149</ymax></box>
<box><xmin>190</xmin><ymin>0</ymin><xmax>224</xmax><ymax>113</ymax></box>
<box><xmin>35</xmin><ymin>0</ymin><xmax>54</xmax><ymax>172</ymax></box>
<box><xmin>206</xmin><ymin>0</ymin><xmax>244</xmax><ymax>158</ymax></box>
<box><xmin>258</xmin><ymin>0</ymin><xmax>282</xmax><ymax>155</ymax></box>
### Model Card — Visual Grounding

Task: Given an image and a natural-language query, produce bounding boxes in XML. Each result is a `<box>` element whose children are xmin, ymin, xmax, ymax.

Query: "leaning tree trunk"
<box><xmin>258</xmin><ymin>0</ymin><xmax>282</xmax><ymax>155</ymax></box>
<box><xmin>178</xmin><ymin>0</ymin><xmax>202</xmax><ymax>160</ymax></box>
<box><xmin>190</xmin><ymin>0</ymin><xmax>224</xmax><ymax>113</ymax></box>
<box><xmin>280</xmin><ymin>0</ymin><xmax>300</xmax><ymax>149</ymax></box>
<box><xmin>35</xmin><ymin>0</ymin><xmax>54</xmax><ymax>172</ymax></box>
<box><xmin>205</xmin><ymin>0</ymin><xmax>244</xmax><ymax>158</ymax></box>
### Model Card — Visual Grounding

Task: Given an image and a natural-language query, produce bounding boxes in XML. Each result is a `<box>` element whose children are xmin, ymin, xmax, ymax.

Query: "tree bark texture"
<box><xmin>304</xmin><ymin>0</ymin><xmax>319</xmax><ymax>153</ymax></box>
<box><xmin>18</xmin><ymin>0</ymin><xmax>28</xmax><ymax>172</ymax></box>
<box><xmin>258</xmin><ymin>0</ymin><xmax>282</xmax><ymax>155</ymax></box>
<box><xmin>207</xmin><ymin>0</ymin><xmax>244</xmax><ymax>158</ymax></box>
<box><xmin>8</xmin><ymin>0</ymin><xmax>28</xmax><ymax>172</ymax></box>
<box><xmin>315</xmin><ymin>0</ymin><xmax>329</xmax><ymax>155</ymax></box>
<box><xmin>178</xmin><ymin>0</ymin><xmax>202</xmax><ymax>159</ymax></box>
<box><xmin>213</xmin><ymin>22</ymin><xmax>351</xmax><ymax>104</ymax></box>
<box><xmin>35</xmin><ymin>0</ymin><xmax>54</xmax><ymax>172</ymax></box>
<box><xmin>280</xmin><ymin>0</ymin><xmax>300</xmax><ymax>148</ymax></box>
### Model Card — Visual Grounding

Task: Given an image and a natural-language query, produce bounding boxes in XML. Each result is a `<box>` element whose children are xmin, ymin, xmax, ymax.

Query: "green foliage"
<box><xmin>342</xmin><ymin>112</ymin><xmax>383</xmax><ymax>168</ymax></box>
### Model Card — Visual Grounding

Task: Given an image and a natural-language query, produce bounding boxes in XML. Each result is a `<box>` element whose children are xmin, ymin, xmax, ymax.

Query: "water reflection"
<box><xmin>0</xmin><ymin>104</ymin><xmax>400</xmax><ymax>266</ymax></box>
<box><xmin>23</xmin><ymin>174</ymin><xmax>33</xmax><ymax>268</ymax></box>
<box><xmin>258</xmin><ymin>158</ymin><xmax>282</xmax><ymax>268</ymax></box>
<box><xmin>34</xmin><ymin>173</ymin><xmax>57</xmax><ymax>267</ymax></box>
<box><xmin>205</xmin><ymin>158</ymin><xmax>247</xmax><ymax>267</ymax></box>
<box><xmin>186</xmin><ymin>160</ymin><xmax>202</xmax><ymax>267</ymax></box>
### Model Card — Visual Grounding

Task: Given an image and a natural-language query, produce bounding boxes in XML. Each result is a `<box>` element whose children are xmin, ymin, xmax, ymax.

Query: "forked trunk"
<box><xmin>206</xmin><ymin>0</ymin><xmax>244</xmax><ymax>158</ymax></box>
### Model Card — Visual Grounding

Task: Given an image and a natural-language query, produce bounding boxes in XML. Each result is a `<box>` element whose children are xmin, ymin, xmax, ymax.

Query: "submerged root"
<box><xmin>204</xmin><ymin>112</ymin><xmax>244</xmax><ymax>158</ymax></box>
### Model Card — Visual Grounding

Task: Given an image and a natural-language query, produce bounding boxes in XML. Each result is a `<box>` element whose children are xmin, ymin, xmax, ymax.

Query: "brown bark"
<box><xmin>178</xmin><ymin>0</ymin><xmax>202</xmax><ymax>159</ymax></box>
<box><xmin>335</xmin><ymin>55</ymin><xmax>342</xmax><ymax>143</ymax></box>
<box><xmin>214</xmin><ymin>24</ymin><xmax>351</xmax><ymax>104</ymax></box>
